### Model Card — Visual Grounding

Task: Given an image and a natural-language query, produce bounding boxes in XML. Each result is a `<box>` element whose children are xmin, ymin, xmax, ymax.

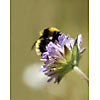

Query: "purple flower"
<box><xmin>40</xmin><ymin>33</ymin><xmax>86</xmax><ymax>83</ymax></box>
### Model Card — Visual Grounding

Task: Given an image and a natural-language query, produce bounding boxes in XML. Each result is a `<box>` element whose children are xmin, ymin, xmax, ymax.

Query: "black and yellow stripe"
<box><xmin>32</xmin><ymin>27</ymin><xmax>61</xmax><ymax>56</ymax></box>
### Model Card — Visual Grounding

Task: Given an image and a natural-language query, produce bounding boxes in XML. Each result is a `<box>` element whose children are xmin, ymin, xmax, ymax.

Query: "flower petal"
<box><xmin>77</xmin><ymin>34</ymin><xmax>83</xmax><ymax>53</ymax></box>
<box><xmin>46</xmin><ymin>42</ymin><xmax>64</xmax><ymax>58</ymax></box>
<box><xmin>58</xmin><ymin>34</ymin><xmax>67</xmax><ymax>47</ymax></box>
<box><xmin>42</xmin><ymin>52</ymin><xmax>49</xmax><ymax>59</ymax></box>
<box><xmin>65</xmin><ymin>35</ymin><xmax>75</xmax><ymax>50</ymax></box>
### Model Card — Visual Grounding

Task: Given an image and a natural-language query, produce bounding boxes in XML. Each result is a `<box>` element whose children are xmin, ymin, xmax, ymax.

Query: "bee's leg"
<box><xmin>31</xmin><ymin>41</ymin><xmax>37</xmax><ymax>50</ymax></box>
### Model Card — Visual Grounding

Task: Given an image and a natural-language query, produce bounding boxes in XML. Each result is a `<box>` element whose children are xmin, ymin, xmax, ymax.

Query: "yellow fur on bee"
<box><xmin>37</xmin><ymin>39</ymin><xmax>41</xmax><ymax>44</ymax></box>
<box><xmin>49</xmin><ymin>27</ymin><xmax>59</xmax><ymax>32</ymax></box>
<box><xmin>35</xmin><ymin>38</ymin><xmax>43</xmax><ymax>48</ymax></box>
<box><xmin>36</xmin><ymin>48</ymin><xmax>41</xmax><ymax>55</ymax></box>
<box><xmin>35</xmin><ymin>38</ymin><xmax>44</xmax><ymax>56</ymax></box>
<box><xmin>40</xmin><ymin>29</ymin><xmax>44</xmax><ymax>36</ymax></box>
<box><xmin>39</xmin><ymin>27</ymin><xmax>59</xmax><ymax>36</ymax></box>
<box><xmin>36</xmin><ymin>42</ymin><xmax>39</xmax><ymax>48</ymax></box>
<box><xmin>36</xmin><ymin>51</ymin><xmax>41</xmax><ymax>55</ymax></box>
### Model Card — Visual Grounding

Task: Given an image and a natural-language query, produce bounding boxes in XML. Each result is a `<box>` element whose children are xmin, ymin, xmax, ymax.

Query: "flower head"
<box><xmin>40</xmin><ymin>33</ymin><xmax>86</xmax><ymax>83</ymax></box>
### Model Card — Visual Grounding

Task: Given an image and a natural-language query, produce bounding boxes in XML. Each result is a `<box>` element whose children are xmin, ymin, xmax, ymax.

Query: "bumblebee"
<box><xmin>32</xmin><ymin>27</ymin><xmax>62</xmax><ymax>56</ymax></box>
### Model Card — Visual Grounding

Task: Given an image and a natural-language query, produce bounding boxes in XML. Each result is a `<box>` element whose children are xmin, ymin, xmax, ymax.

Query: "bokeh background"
<box><xmin>11</xmin><ymin>0</ymin><xmax>89</xmax><ymax>100</ymax></box>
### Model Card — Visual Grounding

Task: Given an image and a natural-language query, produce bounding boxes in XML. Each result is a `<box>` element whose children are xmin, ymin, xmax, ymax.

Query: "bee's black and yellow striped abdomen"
<box><xmin>32</xmin><ymin>27</ymin><xmax>61</xmax><ymax>56</ymax></box>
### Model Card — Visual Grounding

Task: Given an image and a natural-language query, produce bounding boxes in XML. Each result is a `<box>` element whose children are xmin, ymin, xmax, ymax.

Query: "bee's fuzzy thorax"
<box><xmin>32</xmin><ymin>27</ymin><xmax>61</xmax><ymax>56</ymax></box>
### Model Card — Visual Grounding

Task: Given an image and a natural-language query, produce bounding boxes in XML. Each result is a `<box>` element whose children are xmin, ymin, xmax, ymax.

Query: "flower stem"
<box><xmin>73</xmin><ymin>66</ymin><xmax>89</xmax><ymax>86</ymax></box>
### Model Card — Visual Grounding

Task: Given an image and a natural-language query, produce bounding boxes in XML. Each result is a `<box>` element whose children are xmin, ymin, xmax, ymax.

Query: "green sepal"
<box><xmin>57</xmin><ymin>61</ymin><xmax>73</xmax><ymax>83</ymax></box>
<box><xmin>48</xmin><ymin>60</ymin><xmax>73</xmax><ymax>83</ymax></box>
<box><xmin>72</xmin><ymin>37</ymin><xmax>80</xmax><ymax>67</ymax></box>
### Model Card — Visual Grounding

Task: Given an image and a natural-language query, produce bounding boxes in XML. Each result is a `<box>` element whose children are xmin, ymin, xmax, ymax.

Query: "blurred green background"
<box><xmin>11</xmin><ymin>0</ymin><xmax>89</xmax><ymax>100</ymax></box>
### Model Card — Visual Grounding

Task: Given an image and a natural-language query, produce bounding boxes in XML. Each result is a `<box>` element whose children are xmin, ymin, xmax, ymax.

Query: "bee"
<box><xmin>32</xmin><ymin>27</ymin><xmax>62</xmax><ymax>56</ymax></box>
